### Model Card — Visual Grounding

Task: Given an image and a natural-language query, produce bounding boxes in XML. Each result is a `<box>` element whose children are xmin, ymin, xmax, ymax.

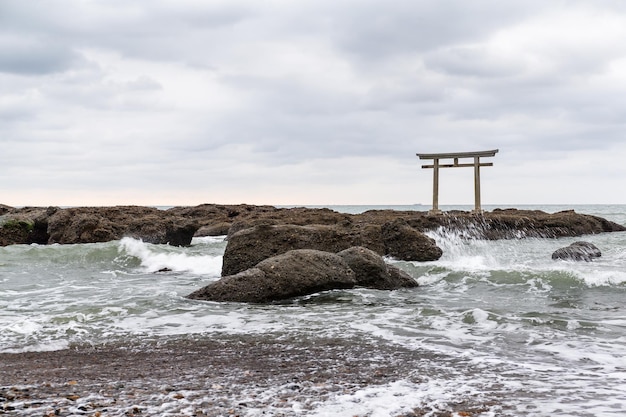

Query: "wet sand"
<box><xmin>1</xmin><ymin>335</ymin><xmax>496</xmax><ymax>416</ymax></box>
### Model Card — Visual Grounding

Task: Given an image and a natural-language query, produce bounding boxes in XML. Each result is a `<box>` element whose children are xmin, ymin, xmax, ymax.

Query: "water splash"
<box><xmin>118</xmin><ymin>237</ymin><xmax>222</xmax><ymax>276</ymax></box>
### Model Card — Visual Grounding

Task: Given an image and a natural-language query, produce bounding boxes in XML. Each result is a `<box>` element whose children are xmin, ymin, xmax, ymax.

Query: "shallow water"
<box><xmin>1</xmin><ymin>205</ymin><xmax>626</xmax><ymax>416</ymax></box>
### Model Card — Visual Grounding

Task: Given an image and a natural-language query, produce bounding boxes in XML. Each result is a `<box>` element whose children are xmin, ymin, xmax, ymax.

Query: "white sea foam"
<box><xmin>308</xmin><ymin>380</ymin><xmax>425</xmax><ymax>417</ymax></box>
<box><xmin>118</xmin><ymin>237</ymin><xmax>222</xmax><ymax>275</ymax></box>
<box><xmin>307</xmin><ymin>377</ymin><xmax>506</xmax><ymax>417</ymax></box>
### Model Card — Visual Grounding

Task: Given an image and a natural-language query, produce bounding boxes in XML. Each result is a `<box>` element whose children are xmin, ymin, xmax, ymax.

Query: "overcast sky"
<box><xmin>2</xmin><ymin>0</ymin><xmax>626</xmax><ymax>207</ymax></box>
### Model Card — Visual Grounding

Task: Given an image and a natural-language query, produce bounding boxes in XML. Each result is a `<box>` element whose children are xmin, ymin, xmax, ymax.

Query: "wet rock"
<box><xmin>476</xmin><ymin>209</ymin><xmax>625</xmax><ymax>239</ymax></box>
<box><xmin>336</xmin><ymin>246</ymin><xmax>417</xmax><ymax>289</ymax></box>
<box><xmin>188</xmin><ymin>249</ymin><xmax>357</xmax><ymax>303</ymax></box>
<box><xmin>1</xmin><ymin>203</ymin><xmax>624</xmax><ymax>247</ymax></box>
<box><xmin>221</xmin><ymin>224</ymin><xmax>386</xmax><ymax>277</ymax></box>
<box><xmin>552</xmin><ymin>241</ymin><xmax>602</xmax><ymax>261</ymax></box>
<box><xmin>381</xmin><ymin>219</ymin><xmax>442</xmax><ymax>261</ymax></box>
<box><xmin>221</xmin><ymin>220</ymin><xmax>444</xmax><ymax>277</ymax></box>
<box><xmin>0</xmin><ymin>206</ymin><xmax>52</xmax><ymax>245</ymax></box>
<box><xmin>46</xmin><ymin>206</ymin><xmax>199</xmax><ymax>246</ymax></box>
<box><xmin>169</xmin><ymin>204</ymin><xmax>349</xmax><ymax>237</ymax></box>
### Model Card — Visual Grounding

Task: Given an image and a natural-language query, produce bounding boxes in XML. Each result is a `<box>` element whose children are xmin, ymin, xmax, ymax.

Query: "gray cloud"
<box><xmin>2</xmin><ymin>0</ymin><xmax>626</xmax><ymax>205</ymax></box>
<box><xmin>0</xmin><ymin>36</ymin><xmax>79</xmax><ymax>75</ymax></box>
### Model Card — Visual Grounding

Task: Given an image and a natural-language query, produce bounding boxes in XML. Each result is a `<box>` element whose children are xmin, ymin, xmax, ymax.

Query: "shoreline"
<box><xmin>1</xmin><ymin>335</ymin><xmax>498</xmax><ymax>416</ymax></box>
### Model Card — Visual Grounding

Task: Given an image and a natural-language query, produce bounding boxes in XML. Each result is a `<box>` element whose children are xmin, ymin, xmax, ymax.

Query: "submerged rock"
<box><xmin>552</xmin><ymin>241</ymin><xmax>602</xmax><ymax>262</ymax></box>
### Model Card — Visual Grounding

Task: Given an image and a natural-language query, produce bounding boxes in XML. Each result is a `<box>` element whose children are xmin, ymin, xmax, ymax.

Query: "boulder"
<box><xmin>221</xmin><ymin>223</ymin><xmax>386</xmax><ymax>276</ymax></box>
<box><xmin>188</xmin><ymin>249</ymin><xmax>357</xmax><ymax>303</ymax></box>
<box><xmin>381</xmin><ymin>219</ymin><xmax>443</xmax><ymax>261</ymax></box>
<box><xmin>552</xmin><ymin>241</ymin><xmax>602</xmax><ymax>261</ymax></box>
<box><xmin>337</xmin><ymin>246</ymin><xmax>418</xmax><ymax>289</ymax></box>
<box><xmin>221</xmin><ymin>221</ymin><xmax>445</xmax><ymax>277</ymax></box>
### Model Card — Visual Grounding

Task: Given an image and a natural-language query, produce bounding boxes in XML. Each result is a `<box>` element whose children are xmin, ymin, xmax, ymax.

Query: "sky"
<box><xmin>2</xmin><ymin>0</ymin><xmax>626</xmax><ymax>207</ymax></box>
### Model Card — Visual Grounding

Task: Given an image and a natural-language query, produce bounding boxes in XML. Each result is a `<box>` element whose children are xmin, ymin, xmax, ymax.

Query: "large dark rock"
<box><xmin>188</xmin><ymin>249</ymin><xmax>357</xmax><ymax>303</ymax></box>
<box><xmin>381</xmin><ymin>219</ymin><xmax>443</xmax><ymax>261</ymax></box>
<box><xmin>221</xmin><ymin>223</ymin><xmax>387</xmax><ymax>276</ymax></box>
<box><xmin>336</xmin><ymin>246</ymin><xmax>417</xmax><ymax>289</ymax></box>
<box><xmin>46</xmin><ymin>206</ymin><xmax>199</xmax><ymax>246</ymax></box>
<box><xmin>552</xmin><ymin>241</ymin><xmax>602</xmax><ymax>261</ymax></box>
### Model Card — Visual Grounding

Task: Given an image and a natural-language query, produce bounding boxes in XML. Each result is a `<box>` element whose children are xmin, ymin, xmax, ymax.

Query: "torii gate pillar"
<box><xmin>417</xmin><ymin>149</ymin><xmax>499</xmax><ymax>214</ymax></box>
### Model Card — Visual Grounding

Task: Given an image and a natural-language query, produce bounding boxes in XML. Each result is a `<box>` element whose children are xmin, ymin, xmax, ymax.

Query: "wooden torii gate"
<box><xmin>417</xmin><ymin>149</ymin><xmax>498</xmax><ymax>214</ymax></box>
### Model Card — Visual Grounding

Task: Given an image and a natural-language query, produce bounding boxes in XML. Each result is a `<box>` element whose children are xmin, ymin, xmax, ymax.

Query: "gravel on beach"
<box><xmin>1</xmin><ymin>335</ymin><xmax>497</xmax><ymax>417</ymax></box>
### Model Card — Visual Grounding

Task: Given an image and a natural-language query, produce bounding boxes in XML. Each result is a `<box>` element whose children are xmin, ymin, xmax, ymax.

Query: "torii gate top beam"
<box><xmin>417</xmin><ymin>149</ymin><xmax>499</xmax><ymax>160</ymax></box>
<box><xmin>416</xmin><ymin>149</ymin><xmax>498</xmax><ymax>214</ymax></box>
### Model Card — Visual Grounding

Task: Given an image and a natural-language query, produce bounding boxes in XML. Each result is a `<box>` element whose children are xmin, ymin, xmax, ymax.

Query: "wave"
<box><xmin>117</xmin><ymin>237</ymin><xmax>223</xmax><ymax>276</ymax></box>
<box><xmin>414</xmin><ymin>228</ymin><xmax>626</xmax><ymax>288</ymax></box>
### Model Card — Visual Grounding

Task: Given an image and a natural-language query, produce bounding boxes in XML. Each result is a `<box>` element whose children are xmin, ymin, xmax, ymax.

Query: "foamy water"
<box><xmin>2</xmin><ymin>204</ymin><xmax>626</xmax><ymax>415</ymax></box>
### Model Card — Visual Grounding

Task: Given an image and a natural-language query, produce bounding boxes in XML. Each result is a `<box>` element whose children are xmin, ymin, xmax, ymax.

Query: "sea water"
<box><xmin>1</xmin><ymin>204</ymin><xmax>626</xmax><ymax>416</ymax></box>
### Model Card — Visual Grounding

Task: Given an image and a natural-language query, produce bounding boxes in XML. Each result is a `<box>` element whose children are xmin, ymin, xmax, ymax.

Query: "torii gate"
<box><xmin>417</xmin><ymin>149</ymin><xmax>498</xmax><ymax>214</ymax></box>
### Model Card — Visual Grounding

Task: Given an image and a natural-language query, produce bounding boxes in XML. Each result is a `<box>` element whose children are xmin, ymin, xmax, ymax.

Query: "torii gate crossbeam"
<box><xmin>417</xmin><ymin>149</ymin><xmax>499</xmax><ymax>214</ymax></box>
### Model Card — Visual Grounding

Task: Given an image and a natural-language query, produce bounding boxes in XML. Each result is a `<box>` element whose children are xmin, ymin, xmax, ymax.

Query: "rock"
<box><xmin>46</xmin><ymin>206</ymin><xmax>199</xmax><ymax>246</ymax></box>
<box><xmin>381</xmin><ymin>219</ymin><xmax>443</xmax><ymax>261</ymax></box>
<box><xmin>221</xmin><ymin>224</ymin><xmax>386</xmax><ymax>276</ymax></box>
<box><xmin>0</xmin><ymin>218</ymin><xmax>33</xmax><ymax>246</ymax></box>
<box><xmin>1</xmin><ymin>203</ymin><xmax>624</xmax><ymax>247</ymax></box>
<box><xmin>0</xmin><ymin>207</ymin><xmax>54</xmax><ymax>245</ymax></box>
<box><xmin>188</xmin><ymin>249</ymin><xmax>357</xmax><ymax>303</ymax></box>
<box><xmin>552</xmin><ymin>241</ymin><xmax>602</xmax><ymax>261</ymax></box>
<box><xmin>465</xmin><ymin>209</ymin><xmax>625</xmax><ymax>239</ymax></box>
<box><xmin>336</xmin><ymin>246</ymin><xmax>418</xmax><ymax>289</ymax></box>
<box><xmin>168</xmin><ymin>204</ymin><xmax>350</xmax><ymax>237</ymax></box>
<box><xmin>195</xmin><ymin>222</ymin><xmax>231</xmax><ymax>237</ymax></box>
<box><xmin>0</xmin><ymin>204</ymin><xmax>13</xmax><ymax>215</ymax></box>
<box><xmin>221</xmin><ymin>220</ymin><xmax>444</xmax><ymax>277</ymax></box>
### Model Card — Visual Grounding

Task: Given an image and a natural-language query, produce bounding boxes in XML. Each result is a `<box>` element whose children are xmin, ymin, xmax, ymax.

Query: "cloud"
<box><xmin>1</xmin><ymin>0</ymin><xmax>626</xmax><ymax>205</ymax></box>
<box><xmin>0</xmin><ymin>35</ymin><xmax>79</xmax><ymax>75</ymax></box>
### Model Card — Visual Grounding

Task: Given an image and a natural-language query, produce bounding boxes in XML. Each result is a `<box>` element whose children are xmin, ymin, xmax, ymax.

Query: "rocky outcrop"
<box><xmin>1</xmin><ymin>204</ymin><xmax>624</xmax><ymax>247</ymax></box>
<box><xmin>552</xmin><ymin>241</ymin><xmax>602</xmax><ymax>261</ymax></box>
<box><xmin>220</xmin><ymin>223</ymin><xmax>440</xmax><ymax>277</ymax></box>
<box><xmin>47</xmin><ymin>207</ymin><xmax>199</xmax><ymax>246</ymax></box>
<box><xmin>169</xmin><ymin>204</ymin><xmax>351</xmax><ymax>238</ymax></box>
<box><xmin>188</xmin><ymin>249</ymin><xmax>358</xmax><ymax>303</ymax></box>
<box><xmin>440</xmin><ymin>209</ymin><xmax>626</xmax><ymax>239</ymax></box>
<box><xmin>188</xmin><ymin>246</ymin><xmax>418</xmax><ymax>303</ymax></box>
<box><xmin>1</xmin><ymin>206</ymin><xmax>199</xmax><ymax>246</ymax></box>
<box><xmin>0</xmin><ymin>207</ymin><xmax>55</xmax><ymax>246</ymax></box>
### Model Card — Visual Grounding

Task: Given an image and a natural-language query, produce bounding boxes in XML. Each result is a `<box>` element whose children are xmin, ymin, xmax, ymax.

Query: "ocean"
<box><xmin>1</xmin><ymin>204</ymin><xmax>626</xmax><ymax>416</ymax></box>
